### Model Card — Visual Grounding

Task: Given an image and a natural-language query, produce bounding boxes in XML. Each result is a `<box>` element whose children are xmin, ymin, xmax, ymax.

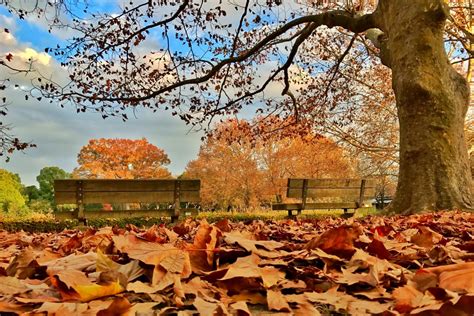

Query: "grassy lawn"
<box><xmin>197</xmin><ymin>207</ymin><xmax>378</xmax><ymax>221</ymax></box>
<box><xmin>0</xmin><ymin>207</ymin><xmax>379</xmax><ymax>232</ymax></box>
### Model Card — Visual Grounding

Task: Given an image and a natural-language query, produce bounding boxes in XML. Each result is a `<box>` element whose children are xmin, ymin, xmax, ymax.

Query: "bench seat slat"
<box><xmin>54</xmin><ymin>208</ymin><xmax>199</xmax><ymax>220</ymax></box>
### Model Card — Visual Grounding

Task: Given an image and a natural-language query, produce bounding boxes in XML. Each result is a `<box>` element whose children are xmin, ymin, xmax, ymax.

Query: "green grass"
<box><xmin>196</xmin><ymin>207</ymin><xmax>378</xmax><ymax>222</ymax></box>
<box><xmin>0</xmin><ymin>207</ymin><xmax>379</xmax><ymax>232</ymax></box>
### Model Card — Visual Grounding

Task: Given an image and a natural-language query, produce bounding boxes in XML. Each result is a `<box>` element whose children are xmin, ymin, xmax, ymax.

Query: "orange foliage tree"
<box><xmin>184</xmin><ymin>119</ymin><xmax>354</xmax><ymax>211</ymax></box>
<box><xmin>73</xmin><ymin>138</ymin><xmax>171</xmax><ymax>179</ymax></box>
<box><xmin>258</xmin><ymin>134</ymin><xmax>356</xmax><ymax>200</ymax></box>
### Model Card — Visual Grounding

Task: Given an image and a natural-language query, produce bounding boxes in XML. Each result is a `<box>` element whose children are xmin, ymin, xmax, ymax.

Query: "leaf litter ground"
<box><xmin>0</xmin><ymin>211</ymin><xmax>473</xmax><ymax>315</ymax></box>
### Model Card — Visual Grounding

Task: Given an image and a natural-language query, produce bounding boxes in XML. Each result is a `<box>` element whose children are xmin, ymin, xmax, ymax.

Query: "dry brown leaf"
<box><xmin>193</xmin><ymin>297</ymin><xmax>220</xmax><ymax>315</ymax></box>
<box><xmin>439</xmin><ymin>268</ymin><xmax>474</xmax><ymax>293</ymax></box>
<box><xmin>0</xmin><ymin>276</ymin><xmax>29</xmax><ymax>295</ymax></box>
<box><xmin>392</xmin><ymin>285</ymin><xmax>425</xmax><ymax>313</ymax></box>
<box><xmin>423</xmin><ymin>262</ymin><xmax>474</xmax><ymax>275</ymax></box>
<box><xmin>219</xmin><ymin>254</ymin><xmax>261</xmax><ymax>280</ymax></box>
<box><xmin>183</xmin><ymin>277</ymin><xmax>226</xmax><ymax>301</ymax></box>
<box><xmin>35</xmin><ymin>301</ymin><xmax>89</xmax><ymax>314</ymax></box>
<box><xmin>126</xmin><ymin>302</ymin><xmax>161</xmax><ymax>316</ymax></box>
<box><xmin>260</xmin><ymin>266</ymin><xmax>285</xmax><ymax>288</ymax></box>
<box><xmin>224</xmin><ymin>231</ymin><xmax>285</xmax><ymax>258</ymax></box>
<box><xmin>412</xmin><ymin>269</ymin><xmax>438</xmax><ymax>292</ymax></box>
<box><xmin>97</xmin><ymin>297</ymin><xmax>132</xmax><ymax>316</ymax></box>
<box><xmin>286</xmin><ymin>294</ymin><xmax>321</xmax><ymax>316</ymax></box>
<box><xmin>411</xmin><ymin>226</ymin><xmax>443</xmax><ymax>248</ymax></box>
<box><xmin>186</xmin><ymin>220</ymin><xmax>221</xmax><ymax>274</ymax></box>
<box><xmin>127</xmin><ymin>280</ymin><xmax>160</xmax><ymax>294</ymax></box>
<box><xmin>43</xmin><ymin>252</ymin><xmax>97</xmax><ymax>275</ymax></box>
<box><xmin>113</xmin><ymin>234</ymin><xmax>191</xmax><ymax>279</ymax></box>
<box><xmin>353</xmin><ymin>286</ymin><xmax>391</xmax><ymax>300</ymax></box>
<box><xmin>230</xmin><ymin>291</ymin><xmax>267</xmax><ymax>305</ymax></box>
<box><xmin>113</xmin><ymin>234</ymin><xmax>175</xmax><ymax>265</ymax></box>
<box><xmin>229</xmin><ymin>301</ymin><xmax>251</xmax><ymax>316</ymax></box>
<box><xmin>306</xmin><ymin>287</ymin><xmax>392</xmax><ymax>314</ymax></box>
<box><xmin>305</xmin><ymin>225</ymin><xmax>362</xmax><ymax>259</ymax></box>
<box><xmin>267</xmin><ymin>289</ymin><xmax>291</xmax><ymax>312</ymax></box>
<box><xmin>0</xmin><ymin>300</ymin><xmax>32</xmax><ymax>313</ymax></box>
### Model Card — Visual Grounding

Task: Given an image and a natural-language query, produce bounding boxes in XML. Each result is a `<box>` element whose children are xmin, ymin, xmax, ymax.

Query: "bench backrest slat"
<box><xmin>286</xmin><ymin>178</ymin><xmax>376</xmax><ymax>200</ymax></box>
<box><xmin>54</xmin><ymin>179</ymin><xmax>200</xmax><ymax>204</ymax></box>
<box><xmin>55</xmin><ymin>179</ymin><xmax>200</xmax><ymax>192</ymax></box>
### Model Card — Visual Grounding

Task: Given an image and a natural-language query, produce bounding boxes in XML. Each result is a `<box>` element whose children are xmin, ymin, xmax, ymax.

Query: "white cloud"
<box><xmin>16</xmin><ymin>48</ymin><xmax>51</xmax><ymax>65</ymax></box>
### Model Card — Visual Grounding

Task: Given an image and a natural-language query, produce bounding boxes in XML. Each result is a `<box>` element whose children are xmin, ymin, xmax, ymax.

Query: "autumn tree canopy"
<box><xmin>73</xmin><ymin>138</ymin><xmax>171</xmax><ymax>179</ymax></box>
<box><xmin>1</xmin><ymin>0</ymin><xmax>473</xmax><ymax>213</ymax></box>
<box><xmin>184</xmin><ymin>119</ymin><xmax>354</xmax><ymax>210</ymax></box>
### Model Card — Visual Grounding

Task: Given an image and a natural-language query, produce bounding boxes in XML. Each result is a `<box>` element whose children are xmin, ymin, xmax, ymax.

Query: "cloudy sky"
<box><xmin>0</xmin><ymin>2</ymin><xmax>205</xmax><ymax>185</ymax></box>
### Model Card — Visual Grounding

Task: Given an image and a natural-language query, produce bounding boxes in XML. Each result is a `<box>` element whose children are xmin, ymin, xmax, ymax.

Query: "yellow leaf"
<box><xmin>74</xmin><ymin>280</ymin><xmax>124</xmax><ymax>302</ymax></box>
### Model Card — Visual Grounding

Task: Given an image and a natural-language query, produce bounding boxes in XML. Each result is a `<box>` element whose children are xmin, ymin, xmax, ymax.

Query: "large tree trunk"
<box><xmin>376</xmin><ymin>0</ymin><xmax>473</xmax><ymax>213</ymax></box>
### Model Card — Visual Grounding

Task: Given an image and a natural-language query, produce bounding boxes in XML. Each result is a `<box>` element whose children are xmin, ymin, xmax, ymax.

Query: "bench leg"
<box><xmin>287</xmin><ymin>209</ymin><xmax>301</xmax><ymax>219</ymax></box>
<box><xmin>341</xmin><ymin>208</ymin><xmax>355</xmax><ymax>219</ymax></box>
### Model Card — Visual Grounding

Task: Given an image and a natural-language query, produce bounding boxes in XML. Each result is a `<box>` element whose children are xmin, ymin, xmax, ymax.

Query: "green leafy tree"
<box><xmin>0</xmin><ymin>169</ymin><xmax>26</xmax><ymax>212</ymax></box>
<box><xmin>24</xmin><ymin>185</ymin><xmax>41</xmax><ymax>202</ymax></box>
<box><xmin>36</xmin><ymin>167</ymin><xmax>71</xmax><ymax>203</ymax></box>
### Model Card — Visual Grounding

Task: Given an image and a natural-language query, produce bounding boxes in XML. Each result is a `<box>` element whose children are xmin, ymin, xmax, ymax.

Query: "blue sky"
<box><xmin>0</xmin><ymin>1</ymin><xmax>205</xmax><ymax>185</ymax></box>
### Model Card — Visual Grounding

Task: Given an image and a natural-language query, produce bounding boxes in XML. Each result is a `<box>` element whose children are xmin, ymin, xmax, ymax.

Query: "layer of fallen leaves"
<box><xmin>0</xmin><ymin>211</ymin><xmax>473</xmax><ymax>315</ymax></box>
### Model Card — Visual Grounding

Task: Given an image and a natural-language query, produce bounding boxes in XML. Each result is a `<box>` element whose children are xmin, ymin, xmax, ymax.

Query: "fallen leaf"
<box><xmin>193</xmin><ymin>296</ymin><xmax>220</xmax><ymax>315</ymax></box>
<box><xmin>411</xmin><ymin>226</ymin><xmax>443</xmax><ymax>248</ymax></box>
<box><xmin>286</xmin><ymin>294</ymin><xmax>321</xmax><ymax>316</ymax></box>
<box><xmin>97</xmin><ymin>297</ymin><xmax>132</xmax><ymax>316</ymax></box>
<box><xmin>0</xmin><ymin>276</ymin><xmax>28</xmax><ymax>295</ymax></box>
<box><xmin>267</xmin><ymin>289</ymin><xmax>290</xmax><ymax>312</ymax></box>
<box><xmin>367</xmin><ymin>239</ymin><xmax>391</xmax><ymax>259</ymax></box>
<box><xmin>439</xmin><ymin>268</ymin><xmax>474</xmax><ymax>293</ymax></box>
<box><xmin>306</xmin><ymin>287</ymin><xmax>392</xmax><ymax>314</ymax></box>
<box><xmin>229</xmin><ymin>301</ymin><xmax>251</xmax><ymax>316</ymax></box>
<box><xmin>34</xmin><ymin>302</ymin><xmax>89</xmax><ymax>314</ymax></box>
<box><xmin>187</xmin><ymin>220</ymin><xmax>221</xmax><ymax>273</ymax></box>
<box><xmin>51</xmin><ymin>270</ymin><xmax>124</xmax><ymax>302</ymax></box>
<box><xmin>305</xmin><ymin>225</ymin><xmax>362</xmax><ymax>259</ymax></box>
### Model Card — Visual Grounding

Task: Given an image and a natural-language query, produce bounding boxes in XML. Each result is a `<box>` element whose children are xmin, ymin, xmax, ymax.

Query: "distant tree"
<box><xmin>36</xmin><ymin>166</ymin><xmax>71</xmax><ymax>203</ymax></box>
<box><xmin>256</xmin><ymin>133</ymin><xmax>356</xmax><ymax>200</ymax></box>
<box><xmin>73</xmin><ymin>138</ymin><xmax>171</xmax><ymax>179</ymax></box>
<box><xmin>24</xmin><ymin>185</ymin><xmax>40</xmax><ymax>202</ymax></box>
<box><xmin>0</xmin><ymin>168</ymin><xmax>25</xmax><ymax>212</ymax></box>
<box><xmin>184</xmin><ymin>123</ymin><xmax>264</xmax><ymax>211</ymax></box>
<box><xmin>184</xmin><ymin>119</ymin><xmax>354</xmax><ymax>210</ymax></box>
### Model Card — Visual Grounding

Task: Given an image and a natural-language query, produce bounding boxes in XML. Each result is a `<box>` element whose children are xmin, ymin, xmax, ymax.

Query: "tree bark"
<box><xmin>375</xmin><ymin>0</ymin><xmax>473</xmax><ymax>213</ymax></box>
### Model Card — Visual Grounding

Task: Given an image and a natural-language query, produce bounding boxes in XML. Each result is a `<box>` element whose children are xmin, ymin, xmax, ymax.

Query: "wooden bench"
<box><xmin>272</xmin><ymin>178</ymin><xmax>376</xmax><ymax>217</ymax></box>
<box><xmin>54</xmin><ymin>179</ymin><xmax>200</xmax><ymax>222</ymax></box>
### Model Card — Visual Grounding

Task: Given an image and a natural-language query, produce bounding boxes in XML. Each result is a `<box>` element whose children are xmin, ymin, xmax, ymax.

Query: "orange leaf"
<box><xmin>305</xmin><ymin>225</ymin><xmax>362</xmax><ymax>259</ymax></box>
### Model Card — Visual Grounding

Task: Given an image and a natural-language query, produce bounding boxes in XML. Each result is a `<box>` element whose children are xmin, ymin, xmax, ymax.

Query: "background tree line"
<box><xmin>2</xmin><ymin>127</ymin><xmax>387</xmax><ymax>215</ymax></box>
